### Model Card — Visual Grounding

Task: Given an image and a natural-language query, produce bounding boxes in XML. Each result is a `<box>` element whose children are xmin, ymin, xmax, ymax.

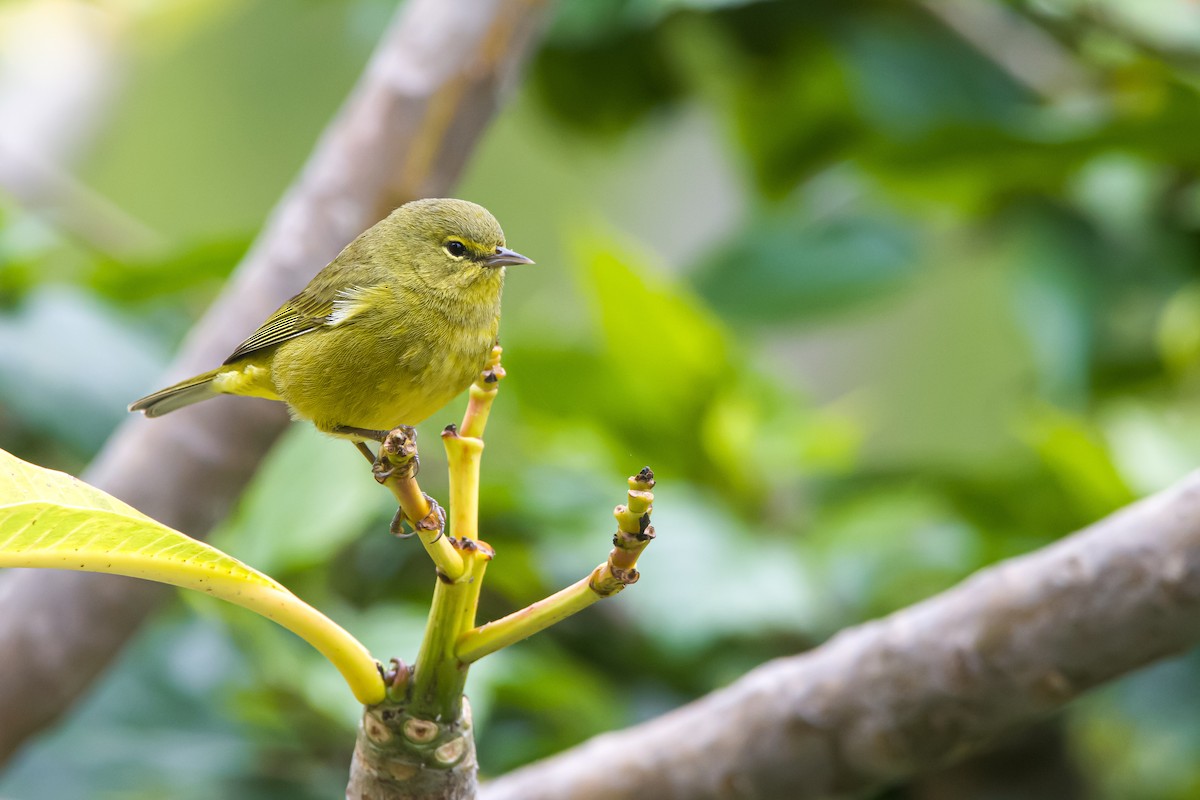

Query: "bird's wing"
<box><xmin>222</xmin><ymin>283</ymin><xmax>380</xmax><ymax>364</ymax></box>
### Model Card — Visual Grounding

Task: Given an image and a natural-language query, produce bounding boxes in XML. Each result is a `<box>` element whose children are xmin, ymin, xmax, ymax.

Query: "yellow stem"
<box><xmin>460</xmin><ymin>345</ymin><xmax>503</xmax><ymax>440</ymax></box>
<box><xmin>455</xmin><ymin>468</ymin><xmax>656</xmax><ymax>664</ymax></box>
<box><xmin>444</xmin><ymin>430</ymin><xmax>483</xmax><ymax>542</ymax></box>
<box><xmin>388</xmin><ymin>478</ymin><xmax>463</xmax><ymax>579</ymax></box>
<box><xmin>461</xmin><ymin>383</ymin><xmax>497</xmax><ymax>440</ymax></box>
<box><xmin>404</xmin><ymin>356</ymin><xmax>502</xmax><ymax>716</ymax></box>
<box><xmin>455</xmin><ymin>572</ymin><xmax>604</xmax><ymax>664</ymax></box>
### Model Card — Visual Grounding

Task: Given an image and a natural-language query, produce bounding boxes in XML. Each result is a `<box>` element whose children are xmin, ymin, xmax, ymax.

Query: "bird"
<box><xmin>129</xmin><ymin>198</ymin><xmax>533</xmax><ymax>445</ymax></box>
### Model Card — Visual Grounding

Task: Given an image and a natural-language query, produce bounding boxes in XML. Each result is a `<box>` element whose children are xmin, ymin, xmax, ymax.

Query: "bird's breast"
<box><xmin>367</xmin><ymin>322</ymin><xmax>494</xmax><ymax>426</ymax></box>
<box><xmin>272</xmin><ymin>303</ymin><xmax>497</xmax><ymax>432</ymax></box>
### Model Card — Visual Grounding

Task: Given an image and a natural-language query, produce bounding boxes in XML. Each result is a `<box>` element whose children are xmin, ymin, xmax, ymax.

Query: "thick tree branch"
<box><xmin>483</xmin><ymin>470</ymin><xmax>1200</xmax><ymax>800</ymax></box>
<box><xmin>0</xmin><ymin>0</ymin><xmax>549</xmax><ymax>765</ymax></box>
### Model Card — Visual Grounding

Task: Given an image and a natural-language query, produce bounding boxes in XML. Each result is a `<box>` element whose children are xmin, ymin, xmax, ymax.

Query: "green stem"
<box><xmin>409</xmin><ymin>546</ymin><xmax>491</xmax><ymax>719</ymax></box>
<box><xmin>406</xmin><ymin>405</ymin><xmax>495</xmax><ymax>720</ymax></box>
<box><xmin>456</xmin><ymin>572</ymin><xmax>602</xmax><ymax>664</ymax></box>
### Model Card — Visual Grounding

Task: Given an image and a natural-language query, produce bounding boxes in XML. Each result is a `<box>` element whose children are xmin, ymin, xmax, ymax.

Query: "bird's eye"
<box><xmin>444</xmin><ymin>240</ymin><xmax>467</xmax><ymax>258</ymax></box>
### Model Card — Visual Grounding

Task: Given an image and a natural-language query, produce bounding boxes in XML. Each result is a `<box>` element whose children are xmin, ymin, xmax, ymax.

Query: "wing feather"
<box><xmin>223</xmin><ymin>285</ymin><xmax>371</xmax><ymax>364</ymax></box>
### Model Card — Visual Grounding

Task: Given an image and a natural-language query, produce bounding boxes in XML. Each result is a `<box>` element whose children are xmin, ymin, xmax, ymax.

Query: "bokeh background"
<box><xmin>3</xmin><ymin>0</ymin><xmax>1200</xmax><ymax>797</ymax></box>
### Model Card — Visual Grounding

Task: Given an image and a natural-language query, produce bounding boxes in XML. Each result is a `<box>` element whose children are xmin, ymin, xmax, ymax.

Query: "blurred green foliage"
<box><xmin>4</xmin><ymin>0</ymin><xmax>1200</xmax><ymax>797</ymax></box>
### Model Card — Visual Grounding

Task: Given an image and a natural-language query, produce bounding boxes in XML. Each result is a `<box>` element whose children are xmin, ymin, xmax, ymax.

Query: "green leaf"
<box><xmin>531</xmin><ymin>26</ymin><xmax>682</xmax><ymax>140</ymax></box>
<box><xmin>212</xmin><ymin>426</ymin><xmax>392</xmax><ymax>576</ymax></box>
<box><xmin>0</xmin><ymin>447</ymin><xmax>384</xmax><ymax>705</ymax></box>
<box><xmin>1022</xmin><ymin>406</ymin><xmax>1135</xmax><ymax>521</ymax></box>
<box><xmin>0</xmin><ymin>288</ymin><xmax>168</xmax><ymax>451</ymax></box>
<box><xmin>692</xmin><ymin>207</ymin><xmax>918</xmax><ymax>325</ymax></box>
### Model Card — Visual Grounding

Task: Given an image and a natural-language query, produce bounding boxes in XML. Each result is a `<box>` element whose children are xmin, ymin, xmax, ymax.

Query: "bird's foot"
<box><xmin>354</xmin><ymin>441</ymin><xmax>376</xmax><ymax>464</ymax></box>
<box><xmin>332</xmin><ymin>425</ymin><xmax>391</xmax><ymax>442</ymax></box>
<box><xmin>397</xmin><ymin>493</ymin><xmax>446</xmax><ymax>542</ymax></box>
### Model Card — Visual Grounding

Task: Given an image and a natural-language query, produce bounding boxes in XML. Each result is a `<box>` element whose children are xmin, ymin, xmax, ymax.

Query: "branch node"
<box><xmin>434</xmin><ymin>736</ymin><xmax>467</xmax><ymax>766</ymax></box>
<box><xmin>384</xmin><ymin>426</ymin><xmax>418</xmax><ymax>458</ymax></box>
<box><xmin>625</xmin><ymin>490</ymin><xmax>654</xmax><ymax>516</ymax></box>
<box><xmin>402</xmin><ymin>718</ymin><xmax>440</xmax><ymax>744</ymax></box>
<box><xmin>363</xmin><ymin>711</ymin><xmax>394</xmax><ymax>744</ymax></box>
<box><xmin>611</xmin><ymin>566</ymin><xmax>639</xmax><ymax>586</ymax></box>
<box><xmin>373</xmin><ymin>426</ymin><xmax>419</xmax><ymax>483</ymax></box>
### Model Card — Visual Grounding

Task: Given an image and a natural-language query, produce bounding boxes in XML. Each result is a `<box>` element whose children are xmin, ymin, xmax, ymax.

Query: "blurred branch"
<box><xmin>483</xmin><ymin>469</ymin><xmax>1200</xmax><ymax>800</ymax></box>
<box><xmin>917</xmin><ymin>0</ymin><xmax>1095</xmax><ymax>99</ymax></box>
<box><xmin>1059</xmin><ymin>5</ymin><xmax>1200</xmax><ymax>72</ymax></box>
<box><xmin>0</xmin><ymin>143</ymin><xmax>164</xmax><ymax>258</ymax></box>
<box><xmin>0</xmin><ymin>0</ymin><xmax>550</xmax><ymax>766</ymax></box>
<box><xmin>0</xmin><ymin>1</ymin><xmax>162</xmax><ymax>258</ymax></box>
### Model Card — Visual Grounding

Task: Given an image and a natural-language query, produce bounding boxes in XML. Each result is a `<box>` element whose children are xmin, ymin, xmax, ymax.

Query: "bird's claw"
<box><xmin>390</xmin><ymin>507</ymin><xmax>417</xmax><ymax>539</ymax></box>
<box><xmin>389</xmin><ymin>495</ymin><xmax>446</xmax><ymax>541</ymax></box>
<box><xmin>413</xmin><ymin>494</ymin><xmax>446</xmax><ymax>542</ymax></box>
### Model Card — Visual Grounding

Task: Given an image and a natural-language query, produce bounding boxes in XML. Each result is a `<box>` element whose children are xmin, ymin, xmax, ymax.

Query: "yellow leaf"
<box><xmin>0</xmin><ymin>448</ymin><xmax>384</xmax><ymax>705</ymax></box>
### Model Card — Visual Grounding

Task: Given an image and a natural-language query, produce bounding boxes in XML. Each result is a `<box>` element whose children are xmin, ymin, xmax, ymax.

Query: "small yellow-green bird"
<box><xmin>129</xmin><ymin>198</ymin><xmax>532</xmax><ymax>441</ymax></box>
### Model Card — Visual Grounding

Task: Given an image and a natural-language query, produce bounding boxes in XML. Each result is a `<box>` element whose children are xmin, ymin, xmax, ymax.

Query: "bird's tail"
<box><xmin>128</xmin><ymin>368</ymin><xmax>222</xmax><ymax>417</ymax></box>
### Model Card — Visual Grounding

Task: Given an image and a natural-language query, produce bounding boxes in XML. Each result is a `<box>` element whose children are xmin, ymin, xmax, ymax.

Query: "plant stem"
<box><xmin>346</xmin><ymin>347</ymin><xmax>659</xmax><ymax>798</ymax></box>
<box><xmin>404</xmin><ymin>351</ymin><xmax>503</xmax><ymax>716</ymax></box>
<box><xmin>347</xmin><ymin>699</ymin><xmax>478</xmax><ymax>800</ymax></box>
<box><xmin>456</xmin><ymin>574</ymin><xmax>600</xmax><ymax>664</ymax></box>
<box><xmin>455</xmin><ymin>468</ymin><xmax>657</xmax><ymax>665</ymax></box>
<box><xmin>409</xmin><ymin>546</ymin><xmax>491</xmax><ymax>719</ymax></box>
<box><xmin>460</xmin><ymin>346</ymin><xmax>504</xmax><ymax>440</ymax></box>
<box><xmin>375</xmin><ymin>429</ymin><xmax>465</xmax><ymax>580</ymax></box>
<box><xmin>445</xmin><ymin>428</ymin><xmax>483</xmax><ymax>544</ymax></box>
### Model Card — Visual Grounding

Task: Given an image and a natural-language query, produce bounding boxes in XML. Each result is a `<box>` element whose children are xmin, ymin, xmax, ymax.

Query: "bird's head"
<box><xmin>386</xmin><ymin>198</ymin><xmax>533</xmax><ymax>298</ymax></box>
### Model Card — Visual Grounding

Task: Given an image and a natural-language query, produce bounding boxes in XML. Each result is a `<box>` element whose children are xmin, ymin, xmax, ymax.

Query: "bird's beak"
<box><xmin>485</xmin><ymin>246</ymin><xmax>535</xmax><ymax>268</ymax></box>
